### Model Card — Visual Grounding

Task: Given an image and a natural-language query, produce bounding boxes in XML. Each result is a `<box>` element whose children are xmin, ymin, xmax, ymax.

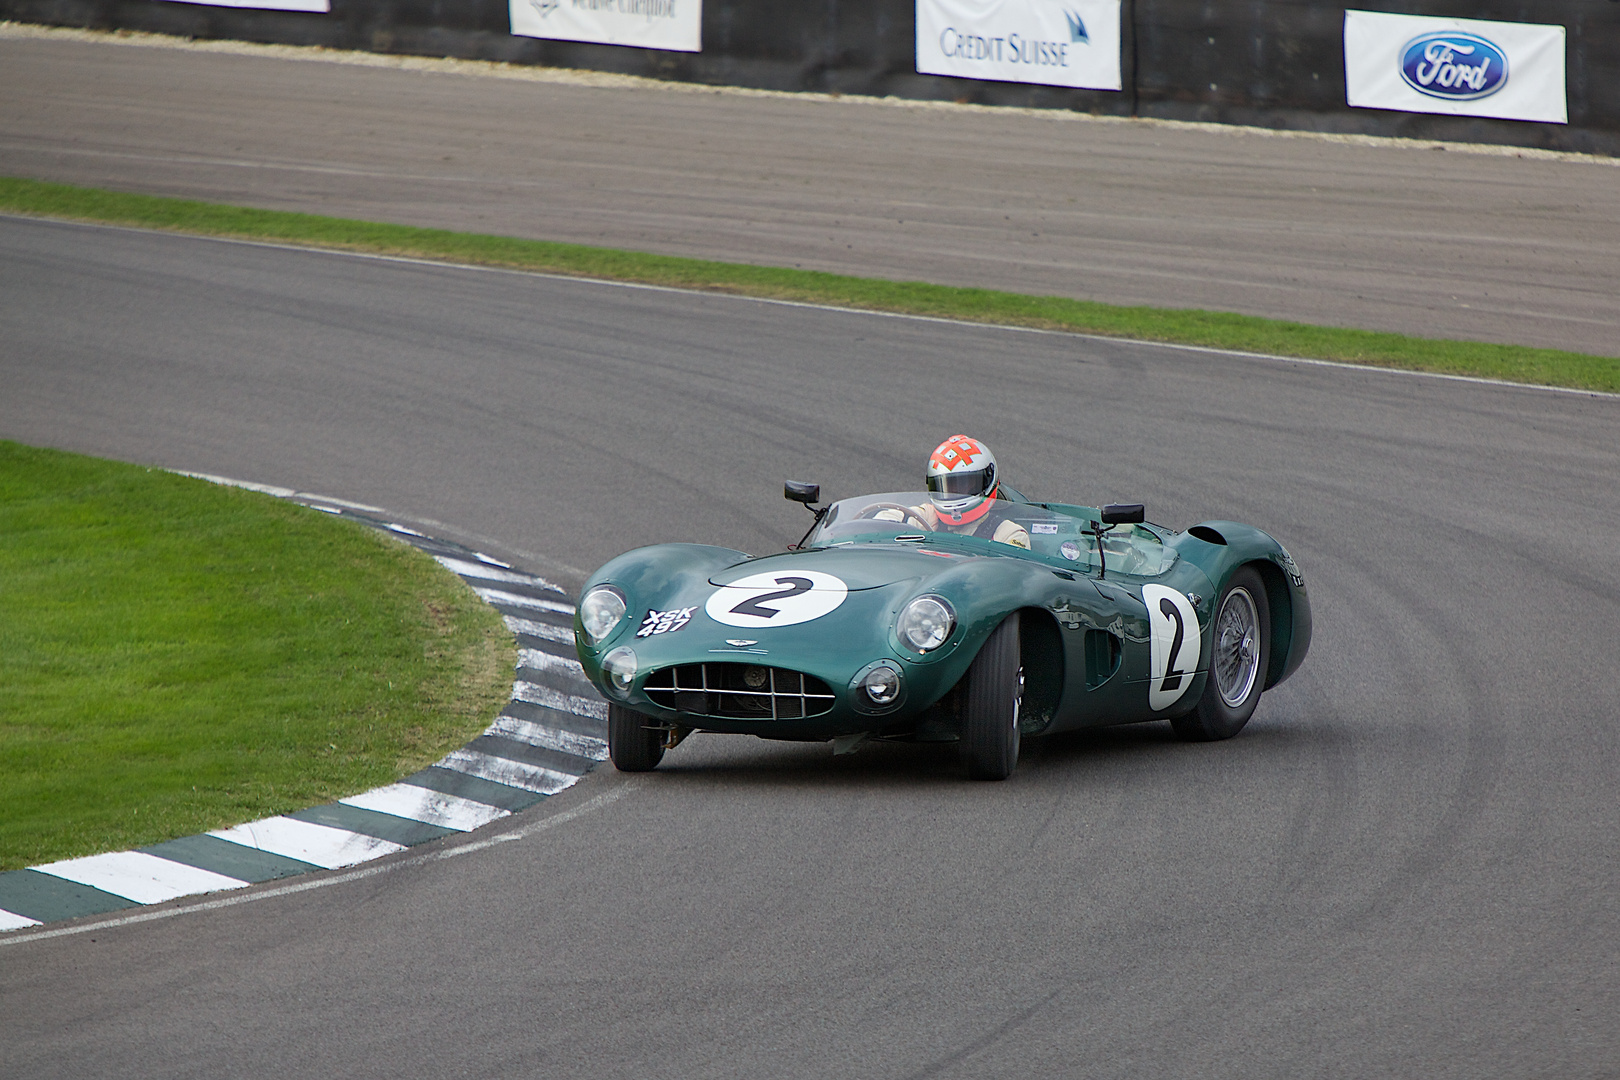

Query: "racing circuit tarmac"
<box><xmin>3</xmin><ymin>26</ymin><xmax>1620</xmax><ymax>358</ymax></box>
<box><xmin>2</xmin><ymin>213</ymin><xmax>1618</xmax><ymax>1078</ymax></box>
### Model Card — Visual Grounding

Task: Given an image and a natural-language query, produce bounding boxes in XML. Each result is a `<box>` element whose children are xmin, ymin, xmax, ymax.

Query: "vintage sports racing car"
<box><xmin>575</xmin><ymin>483</ymin><xmax>1311</xmax><ymax>780</ymax></box>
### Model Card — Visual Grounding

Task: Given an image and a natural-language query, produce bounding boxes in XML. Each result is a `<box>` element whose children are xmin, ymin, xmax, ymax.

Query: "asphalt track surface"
<box><xmin>4</xmin><ymin>214</ymin><xmax>1620</xmax><ymax>1078</ymax></box>
<box><xmin>4</xmin><ymin>28</ymin><xmax>1620</xmax><ymax>359</ymax></box>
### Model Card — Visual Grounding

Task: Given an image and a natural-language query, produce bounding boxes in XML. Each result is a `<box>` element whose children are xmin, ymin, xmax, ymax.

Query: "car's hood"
<box><xmin>707</xmin><ymin>543</ymin><xmax>966</xmax><ymax>591</ymax></box>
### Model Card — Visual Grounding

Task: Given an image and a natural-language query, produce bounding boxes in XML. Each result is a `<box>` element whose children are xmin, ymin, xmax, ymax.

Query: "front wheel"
<box><xmin>960</xmin><ymin>614</ymin><xmax>1023</xmax><ymax>781</ymax></box>
<box><xmin>608</xmin><ymin>702</ymin><xmax>665</xmax><ymax>771</ymax></box>
<box><xmin>1171</xmin><ymin>567</ymin><xmax>1270</xmax><ymax>742</ymax></box>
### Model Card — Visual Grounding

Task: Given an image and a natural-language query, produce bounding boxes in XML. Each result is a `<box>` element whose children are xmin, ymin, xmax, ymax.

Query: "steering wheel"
<box><xmin>854</xmin><ymin>502</ymin><xmax>926</xmax><ymax>527</ymax></box>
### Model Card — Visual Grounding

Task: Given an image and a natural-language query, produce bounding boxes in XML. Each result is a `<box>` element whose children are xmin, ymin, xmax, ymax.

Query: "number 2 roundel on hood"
<box><xmin>705</xmin><ymin>570</ymin><xmax>850</xmax><ymax>629</ymax></box>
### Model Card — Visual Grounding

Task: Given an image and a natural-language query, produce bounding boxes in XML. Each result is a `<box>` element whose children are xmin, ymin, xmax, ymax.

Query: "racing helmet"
<box><xmin>926</xmin><ymin>435</ymin><xmax>999</xmax><ymax>526</ymax></box>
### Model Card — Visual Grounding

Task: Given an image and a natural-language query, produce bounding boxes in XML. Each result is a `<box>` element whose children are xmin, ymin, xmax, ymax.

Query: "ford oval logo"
<box><xmin>1400</xmin><ymin>32</ymin><xmax>1508</xmax><ymax>101</ymax></box>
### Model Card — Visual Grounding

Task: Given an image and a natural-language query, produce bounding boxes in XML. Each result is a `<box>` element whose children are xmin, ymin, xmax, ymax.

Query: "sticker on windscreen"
<box><xmin>705</xmin><ymin>570</ymin><xmax>849</xmax><ymax>628</ymax></box>
<box><xmin>1143</xmin><ymin>584</ymin><xmax>1201</xmax><ymax>712</ymax></box>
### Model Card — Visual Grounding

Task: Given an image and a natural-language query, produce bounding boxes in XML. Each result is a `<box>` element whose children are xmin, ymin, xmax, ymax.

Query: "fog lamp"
<box><xmin>602</xmin><ymin>646</ymin><xmax>638</xmax><ymax>696</ymax></box>
<box><xmin>862</xmin><ymin>664</ymin><xmax>902</xmax><ymax>706</ymax></box>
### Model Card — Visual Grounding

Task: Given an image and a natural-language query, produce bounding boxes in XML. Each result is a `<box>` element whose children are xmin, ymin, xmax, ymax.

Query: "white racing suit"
<box><xmin>875</xmin><ymin>501</ymin><xmax>1031</xmax><ymax>549</ymax></box>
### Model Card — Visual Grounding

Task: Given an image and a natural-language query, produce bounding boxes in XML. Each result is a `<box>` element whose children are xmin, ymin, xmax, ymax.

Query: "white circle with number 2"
<box><xmin>705</xmin><ymin>570</ymin><xmax>849</xmax><ymax>628</ymax></box>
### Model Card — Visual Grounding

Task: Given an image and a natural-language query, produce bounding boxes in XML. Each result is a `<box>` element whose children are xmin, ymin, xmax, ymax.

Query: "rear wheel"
<box><xmin>608</xmin><ymin>702</ymin><xmax>665</xmax><ymax>771</ymax></box>
<box><xmin>1171</xmin><ymin>567</ymin><xmax>1270</xmax><ymax>742</ymax></box>
<box><xmin>961</xmin><ymin>614</ymin><xmax>1023</xmax><ymax>781</ymax></box>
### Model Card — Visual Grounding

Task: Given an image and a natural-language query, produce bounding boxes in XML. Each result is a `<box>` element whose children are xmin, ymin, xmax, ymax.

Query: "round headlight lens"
<box><xmin>580</xmin><ymin>585</ymin><xmax>627</xmax><ymax>645</ymax></box>
<box><xmin>602</xmin><ymin>646</ymin><xmax>638</xmax><ymax>696</ymax></box>
<box><xmin>898</xmin><ymin>595</ymin><xmax>955</xmax><ymax>653</ymax></box>
<box><xmin>862</xmin><ymin>664</ymin><xmax>902</xmax><ymax>705</ymax></box>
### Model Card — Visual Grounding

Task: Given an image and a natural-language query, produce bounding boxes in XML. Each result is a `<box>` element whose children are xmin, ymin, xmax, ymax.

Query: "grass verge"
<box><xmin>2</xmin><ymin>176</ymin><xmax>1616</xmax><ymax>394</ymax></box>
<box><xmin>0</xmin><ymin>441</ymin><xmax>513</xmax><ymax>870</ymax></box>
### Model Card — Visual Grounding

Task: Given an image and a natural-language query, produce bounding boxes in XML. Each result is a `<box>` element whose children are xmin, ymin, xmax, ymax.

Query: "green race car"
<box><xmin>575</xmin><ymin>482</ymin><xmax>1311</xmax><ymax>780</ymax></box>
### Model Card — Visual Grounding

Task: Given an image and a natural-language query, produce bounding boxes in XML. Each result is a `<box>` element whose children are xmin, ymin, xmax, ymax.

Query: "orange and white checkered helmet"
<box><xmin>926</xmin><ymin>435</ymin><xmax>999</xmax><ymax>525</ymax></box>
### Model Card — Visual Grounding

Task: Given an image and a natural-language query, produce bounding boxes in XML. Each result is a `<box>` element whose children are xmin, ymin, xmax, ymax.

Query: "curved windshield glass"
<box><xmin>805</xmin><ymin>492</ymin><xmax>1177</xmax><ymax>577</ymax></box>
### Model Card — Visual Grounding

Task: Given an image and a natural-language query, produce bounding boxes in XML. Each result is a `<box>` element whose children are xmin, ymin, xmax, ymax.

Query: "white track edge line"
<box><xmin>8</xmin><ymin>213</ymin><xmax>1616</xmax><ymax>403</ymax></box>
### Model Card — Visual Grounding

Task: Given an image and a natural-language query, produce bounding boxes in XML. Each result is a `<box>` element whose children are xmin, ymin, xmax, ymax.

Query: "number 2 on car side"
<box><xmin>1142</xmin><ymin>584</ymin><xmax>1201</xmax><ymax>711</ymax></box>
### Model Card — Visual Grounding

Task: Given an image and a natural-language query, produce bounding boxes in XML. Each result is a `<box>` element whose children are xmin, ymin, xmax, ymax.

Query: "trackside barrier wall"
<box><xmin>4</xmin><ymin>0</ymin><xmax>1618</xmax><ymax>154</ymax></box>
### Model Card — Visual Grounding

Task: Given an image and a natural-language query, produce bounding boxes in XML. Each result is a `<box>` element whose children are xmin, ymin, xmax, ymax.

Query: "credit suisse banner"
<box><xmin>916</xmin><ymin>0</ymin><xmax>1121</xmax><ymax>91</ymax></box>
<box><xmin>511</xmin><ymin>0</ymin><xmax>701</xmax><ymax>53</ymax></box>
<box><xmin>1344</xmin><ymin>10</ymin><xmax>1566</xmax><ymax>124</ymax></box>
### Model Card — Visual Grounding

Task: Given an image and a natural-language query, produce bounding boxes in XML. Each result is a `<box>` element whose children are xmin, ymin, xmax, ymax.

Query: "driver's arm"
<box><xmin>872</xmin><ymin>503</ymin><xmax>936</xmax><ymax>529</ymax></box>
<box><xmin>992</xmin><ymin>519</ymin><xmax>1030</xmax><ymax>549</ymax></box>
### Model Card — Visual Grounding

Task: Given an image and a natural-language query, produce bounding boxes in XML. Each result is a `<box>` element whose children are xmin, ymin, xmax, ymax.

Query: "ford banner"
<box><xmin>511</xmin><ymin>0</ymin><xmax>701</xmax><ymax>53</ymax></box>
<box><xmin>916</xmin><ymin>0</ymin><xmax>1121</xmax><ymax>91</ymax></box>
<box><xmin>1344</xmin><ymin>10</ymin><xmax>1566</xmax><ymax>124</ymax></box>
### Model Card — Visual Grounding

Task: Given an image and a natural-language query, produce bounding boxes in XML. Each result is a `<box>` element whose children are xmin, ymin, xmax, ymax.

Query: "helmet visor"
<box><xmin>927</xmin><ymin>467</ymin><xmax>992</xmax><ymax>499</ymax></box>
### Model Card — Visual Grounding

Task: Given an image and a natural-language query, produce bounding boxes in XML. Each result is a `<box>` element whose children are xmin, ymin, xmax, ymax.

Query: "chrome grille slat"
<box><xmin>644</xmin><ymin>663</ymin><xmax>836</xmax><ymax>720</ymax></box>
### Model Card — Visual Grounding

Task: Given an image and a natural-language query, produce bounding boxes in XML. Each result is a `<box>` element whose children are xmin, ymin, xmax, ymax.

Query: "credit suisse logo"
<box><xmin>1399</xmin><ymin>31</ymin><xmax>1508</xmax><ymax>101</ymax></box>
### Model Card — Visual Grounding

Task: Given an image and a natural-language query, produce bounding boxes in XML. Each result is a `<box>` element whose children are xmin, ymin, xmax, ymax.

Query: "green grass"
<box><xmin>0</xmin><ymin>441</ymin><xmax>513</xmax><ymax>870</ymax></box>
<box><xmin>3</xmin><ymin>175</ymin><xmax>1616</xmax><ymax>394</ymax></box>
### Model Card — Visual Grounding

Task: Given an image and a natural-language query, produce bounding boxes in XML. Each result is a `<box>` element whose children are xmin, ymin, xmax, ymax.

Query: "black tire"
<box><xmin>608</xmin><ymin>702</ymin><xmax>665</xmax><ymax>771</ymax></box>
<box><xmin>1171</xmin><ymin>566</ymin><xmax>1270</xmax><ymax>742</ymax></box>
<box><xmin>960</xmin><ymin>614</ymin><xmax>1023</xmax><ymax>781</ymax></box>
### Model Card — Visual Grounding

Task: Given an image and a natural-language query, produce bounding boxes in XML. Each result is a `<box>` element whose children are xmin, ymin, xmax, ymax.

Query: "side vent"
<box><xmin>1187</xmin><ymin>525</ymin><xmax>1227</xmax><ymax>546</ymax></box>
<box><xmin>1084</xmin><ymin>629</ymin><xmax>1122</xmax><ymax>689</ymax></box>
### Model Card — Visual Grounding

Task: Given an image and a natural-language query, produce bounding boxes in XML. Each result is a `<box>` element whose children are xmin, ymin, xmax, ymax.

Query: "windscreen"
<box><xmin>805</xmin><ymin>492</ymin><xmax>1177</xmax><ymax>577</ymax></box>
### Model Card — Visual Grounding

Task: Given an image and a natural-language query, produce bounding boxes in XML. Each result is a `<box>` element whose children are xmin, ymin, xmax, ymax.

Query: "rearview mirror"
<box><xmin>784</xmin><ymin>480</ymin><xmax>821</xmax><ymax>504</ymax></box>
<box><xmin>1100</xmin><ymin>503</ymin><xmax>1145</xmax><ymax>525</ymax></box>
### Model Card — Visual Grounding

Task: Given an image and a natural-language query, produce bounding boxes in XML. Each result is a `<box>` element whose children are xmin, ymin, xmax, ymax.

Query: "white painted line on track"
<box><xmin>505</xmin><ymin>615</ymin><xmax>574</xmax><ymax>645</ymax></box>
<box><xmin>209</xmin><ymin>817</ymin><xmax>406</xmax><ymax>869</ymax></box>
<box><xmin>40</xmin><ymin>216</ymin><xmax>1609</xmax><ymax>403</ymax></box>
<box><xmin>518</xmin><ymin>647</ymin><xmax>587</xmax><ymax>680</ymax></box>
<box><xmin>340</xmin><ymin>784</ymin><xmax>511</xmax><ymax>831</ymax></box>
<box><xmin>437</xmin><ymin>749</ymin><xmax>581</xmax><ymax>795</ymax></box>
<box><xmin>433</xmin><ymin>555</ymin><xmax>562</xmax><ymax>590</ymax></box>
<box><xmin>473</xmin><ymin>586</ymin><xmax>575</xmax><ymax>615</ymax></box>
<box><xmin>172</xmin><ymin>471</ymin><xmax>297</xmax><ymax>498</ymax></box>
<box><xmin>0</xmin><ymin>909</ymin><xmax>43</xmax><ymax>931</ymax></box>
<box><xmin>488</xmin><ymin>715</ymin><xmax>609</xmax><ymax>761</ymax></box>
<box><xmin>512</xmin><ymin>680</ymin><xmax>608</xmax><ymax>721</ymax></box>
<box><xmin>32</xmin><ymin>851</ymin><xmax>249</xmax><ymax>904</ymax></box>
<box><xmin>0</xmin><ymin>784</ymin><xmax>637</xmax><ymax>949</ymax></box>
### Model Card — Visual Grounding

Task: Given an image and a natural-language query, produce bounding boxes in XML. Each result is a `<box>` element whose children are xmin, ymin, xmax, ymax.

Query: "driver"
<box><xmin>874</xmin><ymin>435</ymin><xmax>1030</xmax><ymax>549</ymax></box>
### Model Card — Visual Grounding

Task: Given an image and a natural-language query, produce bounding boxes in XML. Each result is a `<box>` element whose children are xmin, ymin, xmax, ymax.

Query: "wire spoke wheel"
<box><xmin>1212</xmin><ymin>587</ymin><xmax>1261</xmax><ymax>708</ymax></box>
<box><xmin>1172</xmin><ymin>566</ymin><xmax>1270</xmax><ymax>742</ymax></box>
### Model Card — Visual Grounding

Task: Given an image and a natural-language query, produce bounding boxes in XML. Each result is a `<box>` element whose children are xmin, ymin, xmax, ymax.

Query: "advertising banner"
<box><xmin>916</xmin><ymin>0</ymin><xmax>1121</xmax><ymax>91</ymax></box>
<box><xmin>164</xmin><ymin>0</ymin><xmax>328</xmax><ymax>11</ymax></box>
<box><xmin>1344</xmin><ymin>10</ymin><xmax>1566</xmax><ymax>124</ymax></box>
<box><xmin>511</xmin><ymin>0</ymin><xmax>701</xmax><ymax>53</ymax></box>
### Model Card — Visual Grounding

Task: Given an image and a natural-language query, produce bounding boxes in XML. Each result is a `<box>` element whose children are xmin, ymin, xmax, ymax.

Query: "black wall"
<box><xmin>7</xmin><ymin>0</ymin><xmax>1617</xmax><ymax>154</ymax></box>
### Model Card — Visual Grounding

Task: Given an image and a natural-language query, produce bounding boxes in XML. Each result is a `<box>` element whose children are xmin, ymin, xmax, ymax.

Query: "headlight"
<box><xmin>897</xmin><ymin>595</ymin><xmax>955</xmax><ymax>653</ymax></box>
<box><xmin>602</xmin><ymin>646</ymin><xmax>638</xmax><ymax>696</ymax></box>
<box><xmin>580</xmin><ymin>585</ymin><xmax>627</xmax><ymax>646</ymax></box>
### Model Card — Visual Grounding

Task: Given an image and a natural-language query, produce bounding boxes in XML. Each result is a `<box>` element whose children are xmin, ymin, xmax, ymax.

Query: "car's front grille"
<box><xmin>644</xmin><ymin>663</ymin><xmax>836</xmax><ymax>720</ymax></box>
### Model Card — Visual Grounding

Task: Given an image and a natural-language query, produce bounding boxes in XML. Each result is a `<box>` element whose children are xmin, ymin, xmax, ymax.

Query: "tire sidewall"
<box><xmin>961</xmin><ymin>614</ymin><xmax>1022</xmax><ymax>780</ymax></box>
<box><xmin>608</xmin><ymin>701</ymin><xmax>665</xmax><ymax>771</ymax></box>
